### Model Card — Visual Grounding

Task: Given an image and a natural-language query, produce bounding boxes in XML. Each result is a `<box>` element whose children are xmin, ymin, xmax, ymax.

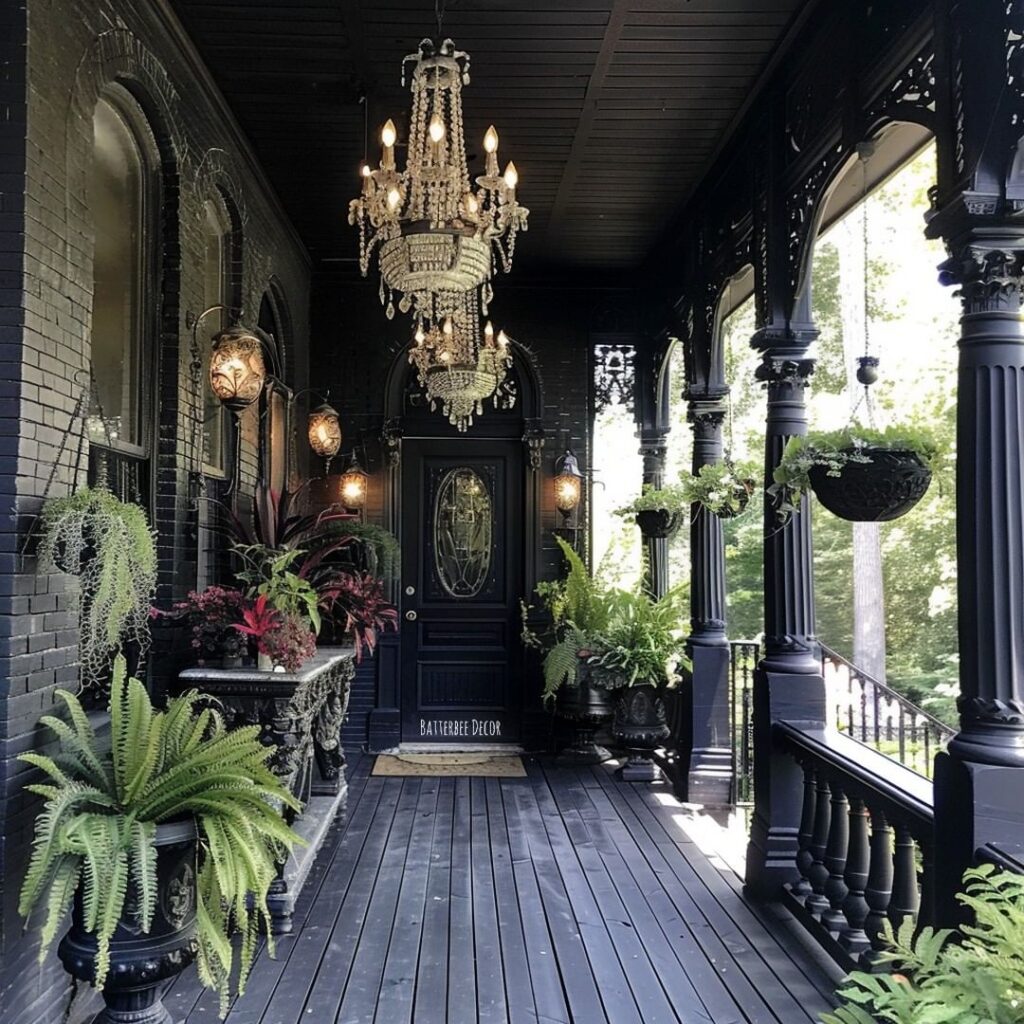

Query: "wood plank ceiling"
<box><xmin>169</xmin><ymin>0</ymin><xmax>808</xmax><ymax>273</ymax></box>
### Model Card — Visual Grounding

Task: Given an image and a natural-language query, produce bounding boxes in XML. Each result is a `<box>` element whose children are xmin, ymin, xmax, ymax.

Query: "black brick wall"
<box><xmin>0</xmin><ymin>3</ymin><xmax>311</xmax><ymax>1021</ymax></box>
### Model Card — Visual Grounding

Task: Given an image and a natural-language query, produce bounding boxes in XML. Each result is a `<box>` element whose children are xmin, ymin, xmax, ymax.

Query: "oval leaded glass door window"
<box><xmin>434</xmin><ymin>467</ymin><xmax>493</xmax><ymax>598</ymax></box>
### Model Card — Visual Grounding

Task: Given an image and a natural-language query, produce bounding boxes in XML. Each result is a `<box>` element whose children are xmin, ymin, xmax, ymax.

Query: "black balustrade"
<box><xmin>729</xmin><ymin>639</ymin><xmax>758</xmax><ymax>802</ymax></box>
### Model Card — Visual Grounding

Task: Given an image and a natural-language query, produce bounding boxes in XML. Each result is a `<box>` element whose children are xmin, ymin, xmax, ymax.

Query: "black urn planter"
<box><xmin>612</xmin><ymin>684</ymin><xmax>670</xmax><ymax>782</ymax></box>
<box><xmin>808</xmin><ymin>448</ymin><xmax>932</xmax><ymax>522</ymax></box>
<box><xmin>634</xmin><ymin>509</ymin><xmax>680</xmax><ymax>539</ymax></box>
<box><xmin>58</xmin><ymin>819</ymin><xmax>198</xmax><ymax>1024</ymax></box>
<box><xmin>555</xmin><ymin>664</ymin><xmax>614</xmax><ymax>764</ymax></box>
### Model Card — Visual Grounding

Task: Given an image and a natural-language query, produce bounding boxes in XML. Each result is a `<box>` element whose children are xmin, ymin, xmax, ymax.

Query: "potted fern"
<box><xmin>823</xmin><ymin>864</ymin><xmax>1024</xmax><ymax>1024</ymax></box>
<box><xmin>37</xmin><ymin>487</ymin><xmax>157</xmax><ymax>691</ymax></box>
<box><xmin>771</xmin><ymin>425</ymin><xmax>938</xmax><ymax>522</ymax></box>
<box><xmin>19</xmin><ymin>656</ymin><xmax>302</xmax><ymax>1023</ymax></box>
<box><xmin>521</xmin><ymin>535</ymin><xmax>615</xmax><ymax>762</ymax></box>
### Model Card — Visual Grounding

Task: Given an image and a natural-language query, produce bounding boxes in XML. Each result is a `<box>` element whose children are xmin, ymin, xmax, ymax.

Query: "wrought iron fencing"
<box><xmin>820</xmin><ymin>644</ymin><xmax>955</xmax><ymax>778</ymax></box>
<box><xmin>729</xmin><ymin>639</ymin><xmax>759</xmax><ymax>804</ymax></box>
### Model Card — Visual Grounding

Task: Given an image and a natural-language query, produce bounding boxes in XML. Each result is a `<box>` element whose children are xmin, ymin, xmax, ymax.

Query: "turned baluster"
<box><xmin>888</xmin><ymin>822</ymin><xmax>920</xmax><ymax>932</ymax></box>
<box><xmin>863</xmin><ymin>810</ymin><xmax>894</xmax><ymax>960</ymax></box>
<box><xmin>839</xmin><ymin>795</ymin><xmax>870</xmax><ymax>954</ymax></box>
<box><xmin>822</xmin><ymin>784</ymin><xmax>850</xmax><ymax>932</ymax></box>
<box><xmin>793</xmin><ymin>764</ymin><xmax>817</xmax><ymax>898</ymax></box>
<box><xmin>806</xmin><ymin>775</ymin><xmax>832</xmax><ymax>916</ymax></box>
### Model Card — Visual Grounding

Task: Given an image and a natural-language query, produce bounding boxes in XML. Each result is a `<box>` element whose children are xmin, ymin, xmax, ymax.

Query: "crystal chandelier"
<box><xmin>347</xmin><ymin>37</ymin><xmax>528</xmax><ymax>324</ymax></box>
<box><xmin>407</xmin><ymin>291</ymin><xmax>514</xmax><ymax>432</ymax></box>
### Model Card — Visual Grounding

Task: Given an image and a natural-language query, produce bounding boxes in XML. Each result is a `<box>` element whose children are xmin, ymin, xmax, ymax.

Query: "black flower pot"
<box><xmin>58</xmin><ymin>819</ymin><xmax>198</xmax><ymax>1024</ymax></box>
<box><xmin>808</xmin><ymin>448</ymin><xmax>932</xmax><ymax>522</ymax></box>
<box><xmin>635</xmin><ymin>509</ymin><xmax>680</xmax><ymax>539</ymax></box>
<box><xmin>555</xmin><ymin>663</ymin><xmax>614</xmax><ymax>764</ymax></box>
<box><xmin>612</xmin><ymin>684</ymin><xmax>670</xmax><ymax>782</ymax></box>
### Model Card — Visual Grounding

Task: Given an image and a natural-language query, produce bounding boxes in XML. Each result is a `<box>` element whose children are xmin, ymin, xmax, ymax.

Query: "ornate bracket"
<box><xmin>522</xmin><ymin>419</ymin><xmax>545</xmax><ymax>473</ymax></box>
<box><xmin>381</xmin><ymin>417</ymin><xmax>403</xmax><ymax>468</ymax></box>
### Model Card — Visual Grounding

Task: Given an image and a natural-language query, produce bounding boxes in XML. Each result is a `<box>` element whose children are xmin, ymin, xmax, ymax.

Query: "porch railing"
<box><xmin>775</xmin><ymin>722</ymin><xmax>935</xmax><ymax>970</ymax></box>
<box><xmin>820</xmin><ymin>644</ymin><xmax>955</xmax><ymax>777</ymax></box>
<box><xmin>729</xmin><ymin>639</ymin><xmax>758</xmax><ymax>804</ymax></box>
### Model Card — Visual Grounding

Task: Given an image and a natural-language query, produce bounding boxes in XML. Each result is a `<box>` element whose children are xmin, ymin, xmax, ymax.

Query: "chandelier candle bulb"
<box><xmin>428</xmin><ymin>113</ymin><xmax>445</xmax><ymax>144</ymax></box>
<box><xmin>503</xmin><ymin>161</ymin><xmax>518</xmax><ymax>190</ymax></box>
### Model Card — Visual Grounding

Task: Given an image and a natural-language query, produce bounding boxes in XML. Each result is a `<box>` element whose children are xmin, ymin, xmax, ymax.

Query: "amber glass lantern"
<box><xmin>554</xmin><ymin>450</ymin><xmax>583</xmax><ymax>517</ymax></box>
<box><xmin>339</xmin><ymin>454</ymin><xmax>368</xmax><ymax>509</ymax></box>
<box><xmin>209</xmin><ymin>327</ymin><xmax>266</xmax><ymax>412</ymax></box>
<box><xmin>307</xmin><ymin>401</ymin><xmax>342</xmax><ymax>460</ymax></box>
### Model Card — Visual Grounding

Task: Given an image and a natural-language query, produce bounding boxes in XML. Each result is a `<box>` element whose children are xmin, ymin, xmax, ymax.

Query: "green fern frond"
<box><xmin>128</xmin><ymin>820</ymin><xmax>157</xmax><ymax>933</ymax></box>
<box><xmin>38</xmin><ymin>855</ymin><xmax>80</xmax><ymax>960</ymax></box>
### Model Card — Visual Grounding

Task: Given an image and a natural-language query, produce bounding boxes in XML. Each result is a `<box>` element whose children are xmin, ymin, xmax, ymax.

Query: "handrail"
<box><xmin>820</xmin><ymin>643</ymin><xmax>955</xmax><ymax>738</ymax></box>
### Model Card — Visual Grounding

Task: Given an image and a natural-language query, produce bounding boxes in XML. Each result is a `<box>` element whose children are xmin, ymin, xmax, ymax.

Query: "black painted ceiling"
<box><xmin>170</xmin><ymin>0</ymin><xmax>807</xmax><ymax>273</ymax></box>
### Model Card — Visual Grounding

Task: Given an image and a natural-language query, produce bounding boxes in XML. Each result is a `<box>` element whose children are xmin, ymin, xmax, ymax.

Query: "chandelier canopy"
<box><xmin>348</xmin><ymin>37</ymin><xmax>528</xmax><ymax>324</ymax></box>
<box><xmin>407</xmin><ymin>291</ymin><xmax>514</xmax><ymax>432</ymax></box>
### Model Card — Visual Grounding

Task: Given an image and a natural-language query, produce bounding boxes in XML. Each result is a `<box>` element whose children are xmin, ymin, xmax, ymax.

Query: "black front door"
<box><xmin>400</xmin><ymin>439</ymin><xmax>523</xmax><ymax>743</ymax></box>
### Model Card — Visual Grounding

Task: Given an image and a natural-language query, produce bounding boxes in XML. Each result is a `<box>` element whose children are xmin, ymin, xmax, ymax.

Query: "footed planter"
<box><xmin>808</xmin><ymin>448</ymin><xmax>931</xmax><ymax>522</ymax></box>
<box><xmin>58</xmin><ymin>820</ymin><xmax>198</xmax><ymax>1024</ymax></box>
<box><xmin>612</xmin><ymin>684</ymin><xmax>670</xmax><ymax>782</ymax></box>
<box><xmin>555</xmin><ymin>665</ymin><xmax>614</xmax><ymax>764</ymax></box>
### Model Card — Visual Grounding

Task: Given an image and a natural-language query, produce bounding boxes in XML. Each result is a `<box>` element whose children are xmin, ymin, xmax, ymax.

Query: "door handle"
<box><xmin>405</xmin><ymin>610</ymin><xmax>418</xmax><ymax>621</ymax></box>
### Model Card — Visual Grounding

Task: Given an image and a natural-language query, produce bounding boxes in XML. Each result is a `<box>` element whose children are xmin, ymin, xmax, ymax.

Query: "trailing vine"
<box><xmin>37</xmin><ymin>487</ymin><xmax>157</xmax><ymax>692</ymax></box>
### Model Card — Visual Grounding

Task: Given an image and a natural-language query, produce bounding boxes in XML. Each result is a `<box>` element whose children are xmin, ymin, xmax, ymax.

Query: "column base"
<box><xmin>685</xmin><ymin>641</ymin><xmax>733</xmax><ymax>806</ymax></box>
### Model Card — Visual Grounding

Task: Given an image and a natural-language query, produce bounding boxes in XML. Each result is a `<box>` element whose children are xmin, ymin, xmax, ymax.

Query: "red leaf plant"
<box><xmin>232</xmin><ymin>594</ymin><xmax>282</xmax><ymax>645</ymax></box>
<box><xmin>318</xmin><ymin>571</ymin><xmax>398</xmax><ymax>662</ymax></box>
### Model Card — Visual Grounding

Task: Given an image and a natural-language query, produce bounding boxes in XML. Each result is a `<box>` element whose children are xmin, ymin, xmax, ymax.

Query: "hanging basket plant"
<box><xmin>614</xmin><ymin>484</ymin><xmax>687</xmax><ymax>539</ymax></box>
<box><xmin>769</xmin><ymin>425</ymin><xmax>939</xmax><ymax>522</ymax></box>
<box><xmin>679</xmin><ymin>461</ymin><xmax>758</xmax><ymax>519</ymax></box>
<box><xmin>37</xmin><ymin>486</ymin><xmax>157</xmax><ymax>691</ymax></box>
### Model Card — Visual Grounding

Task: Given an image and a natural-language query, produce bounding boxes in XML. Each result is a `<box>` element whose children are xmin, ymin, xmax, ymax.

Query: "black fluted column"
<box><xmin>683</xmin><ymin>395</ymin><xmax>733</xmax><ymax>805</ymax></box>
<box><xmin>638</xmin><ymin>427</ymin><xmax>670</xmax><ymax>598</ymax></box>
<box><xmin>931</xmin><ymin>236</ymin><xmax>1024</xmax><ymax>923</ymax></box>
<box><xmin>746</xmin><ymin>337</ymin><xmax>828</xmax><ymax>896</ymax></box>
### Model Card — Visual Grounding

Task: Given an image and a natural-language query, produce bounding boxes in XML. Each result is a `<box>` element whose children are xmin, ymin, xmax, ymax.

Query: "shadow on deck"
<box><xmin>163</xmin><ymin>756</ymin><xmax>837</xmax><ymax>1024</ymax></box>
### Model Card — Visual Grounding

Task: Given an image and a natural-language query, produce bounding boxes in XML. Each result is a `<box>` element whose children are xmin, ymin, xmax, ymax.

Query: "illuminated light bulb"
<box><xmin>440</xmin><ymin>350</ymin><xmax>451</xmax><ymax>362</ymax></box>
<box><xmin>484</xmin><ymin>321</ymin><xmax>494</xmax><ymax>342</ymax></box>
<box><xmin>503</xmin><ymin>161</ymin><xmax>518</xmax><ymax>189</ymax></box>
<box><xmin>484</xmin><ymin>125</ymin><xmax>499</xmax><ymax>153</ymax></box>
<box><xmin>497</xmin><ymin>330</ymin><xmax>509</xmax><ymax>348</ymax></box>
<box><xmin>381</xmin><ymin>119</ymin><xmax>397</xmax><ymax>148</ymax></box>
<box><xmin>387</xmin><ymin>187</ymin><xmax>401</xmax><ymax>210</ymax></box>
<box><xmin>463</xmin><ymin>192</ymin><xmax>479</xmax><ymax>215</ymax></box>
<box><xmin>415</xmin><ymin>325</ymin><xmax>426</xmax><ymax>345</ymax></box>
<box><xmin>360</xmin><ymin>163</ymin><xmax>371</xmax><ymax>178</ymax></box>
<box><xmin>443</xmin><ymin>318</ymin><xmax>453</xmax><ymax>336</ymax></box>
<box><xmin>428</xmin><ymin>113</ymin><xmax>445</xmax><ymax>143</ymax></box>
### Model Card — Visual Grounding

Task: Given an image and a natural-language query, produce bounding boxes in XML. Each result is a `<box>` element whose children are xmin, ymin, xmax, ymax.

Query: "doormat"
<box><xmin>372</xmin><ymin>753</ymin><xmax>526</xmax><ymax>778</ymax></box>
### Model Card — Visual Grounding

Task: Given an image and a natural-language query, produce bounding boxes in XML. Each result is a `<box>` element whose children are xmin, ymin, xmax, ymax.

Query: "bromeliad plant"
<box><xmin>19</xmin><ymin>657</ymin><xmax>302</xmax><ymax>1014</ymax></box>
<box><xmin>823</xmin><ymin>864</ymin><xmax>1024</xmax><ymax>1024</ymax></box>
<box><xmin>37</xmin><ymin>487</ymin><xmax>157</xmax><ymax>692</ymax></box>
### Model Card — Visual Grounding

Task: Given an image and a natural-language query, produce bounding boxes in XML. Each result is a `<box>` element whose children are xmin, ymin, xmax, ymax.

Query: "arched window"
<box><xmin>201</xmin><ymin>198</ymin><xmax>231</xmax><ymax>472</ymax></box>
<box><xmin>87</xmin><ymin>92</ymin><xmax>156</xmax><ymax>501</ymax></box>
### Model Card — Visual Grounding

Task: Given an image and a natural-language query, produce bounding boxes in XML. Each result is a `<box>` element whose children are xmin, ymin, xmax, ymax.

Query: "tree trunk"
<box><xmin>838</xmin><ymin>214</ymin><xmax>886</xmax><ymax>680</ymax></box>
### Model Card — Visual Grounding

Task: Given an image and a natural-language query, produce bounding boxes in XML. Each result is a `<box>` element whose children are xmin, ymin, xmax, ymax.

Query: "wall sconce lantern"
<box><xmin>209</xmin><ymin>326</ymin><xmax>267</xmax><ymax>412</ymax></box>
<box><xmin>553</xmin><ymin>450</ymin><xmax>583</xmax><ymax>518</ymax></box>
<box><xmin>307</xmin><ymin>401</ymin><xmax>342</xmax><ymax>460</ymax></box>
<box><xmin>338</xmin><ymin>453</ymin><xmax>368</xmax><ymax>510</ymax></box>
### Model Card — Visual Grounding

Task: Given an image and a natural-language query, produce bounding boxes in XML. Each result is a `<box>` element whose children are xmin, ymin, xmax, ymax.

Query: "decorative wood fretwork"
<box><xmin>593</xmin><ymin>343</ymin><xmax>636</xmax><ymax>415</ymax></box>
<box><xmin>864</xmin><ymin>46</ymin><xmax>937</xmax><ymax>129</ymax></box>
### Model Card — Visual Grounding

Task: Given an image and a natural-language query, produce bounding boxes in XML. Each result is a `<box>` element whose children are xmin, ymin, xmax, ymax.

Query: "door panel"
<box><xmin>401</xmin><ymin>440</ymin><xmax>523</xmax><ymax>743</ymax></box>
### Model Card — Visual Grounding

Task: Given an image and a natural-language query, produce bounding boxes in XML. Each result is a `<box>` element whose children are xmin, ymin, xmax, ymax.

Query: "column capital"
<box><xmin>755</xmin><ymin>353</ymin><xmax>816</xmax><ymax>388</ymax></box>
<box><xmin>937</xmin><ymin>236</ymin><xmax>1024</xmax><ymax>311</ymax></box>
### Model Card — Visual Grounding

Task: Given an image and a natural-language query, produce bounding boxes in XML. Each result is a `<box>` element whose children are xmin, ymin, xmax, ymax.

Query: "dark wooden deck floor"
<box><xmin>163</xmin><ymin>756</ymin><xmax>836</xmax><ymax>1024</ymax></box>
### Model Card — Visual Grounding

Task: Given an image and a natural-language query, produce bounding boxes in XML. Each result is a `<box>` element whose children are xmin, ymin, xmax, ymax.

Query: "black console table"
<box><xmin>179</xmin><ymin>646</ymin><xmax>356</xmax><ymax>932</ymax></box>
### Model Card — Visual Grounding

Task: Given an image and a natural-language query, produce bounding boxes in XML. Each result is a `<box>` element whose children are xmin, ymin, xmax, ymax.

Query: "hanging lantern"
<box><xmin>553</xmin><ymin>451</ymin><xmax>583</xmax><ymax>517</ymax></box>
<box><xmin>209</xmin><ymin>327</ymin><xmax>266</xmax><ymax>412</ymax></box>
<box><xmin>307</xmin><ymin>401</ymin><xmax>342</xmax><ymax>459</ymax></box>
<box><xmin>339</xmin><ymin>454</ymin><xmax>368</xmax><ymax>509</ymax></box>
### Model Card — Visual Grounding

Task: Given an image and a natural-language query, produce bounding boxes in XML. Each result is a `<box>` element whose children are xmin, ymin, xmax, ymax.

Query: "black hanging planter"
<box><xmin>808</xmin><ymin>448</ymin><xmax>932</xmax><ymax>522</ymax></box>
<box><xmin>711</xmin><ymin>479</ymin><xmax>755</xmax><ymax>520</ymax></box>
<box><xmin>555</xmin><ymin>663</ymin><xmax>614</xmax><ymax>764</ymax></box>
<box><xmin>635</xmin><ymin>509</ymin><xmax>680</xmax><ymax>539</ymax></box>
<box><xmin>58</xmin><ymin>820</ymin><xmax>198</xmax><ymax>1024</ymax></box>
<box><xmin>612</xmin><ymin>684</ymin><xmax>670</xmax><ymax>782</ymax></box>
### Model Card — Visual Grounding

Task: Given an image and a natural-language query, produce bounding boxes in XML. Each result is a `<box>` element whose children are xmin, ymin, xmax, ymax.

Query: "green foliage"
<box><xmin>823</xmin><ymin>865</ymin><xmax>1024</xmax><ymax>1024</ymax></box>
<box><xmin>679</xmin><ymin>461</ymin><xmax>759</xmax><ymax>517</ymax></box>
<box><xmin>614</xmin><ymin>483</ymin><xmax>689</xmax><ymax>518</ymax></box>
<box><xmin>37</xmin><ymin>487</ymin><xmax>157</xmax><ymax>692</ymax></box>
<box><xmin>232</xmin><ymin>543</ymin><xmax>321</xmax><ymax>634</ymax></box>
<box><xmin>320</xmin><ymin>520</ymin><xmax>401</xmax><ymax>579</ymax></box>
<box><xmin>770</xmin><ymin>425</ymin><xmax>942</xmax><ymax>519</ymax></box>
<box><xmin>19</xmin><ymin>657</ymin><xmax>302</xmax><ymax>1016</ymax></box>
<box><xmin>589</xmin><ymin>586</ymin><xmax>690</xmax><ymax>689</ymax></box>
